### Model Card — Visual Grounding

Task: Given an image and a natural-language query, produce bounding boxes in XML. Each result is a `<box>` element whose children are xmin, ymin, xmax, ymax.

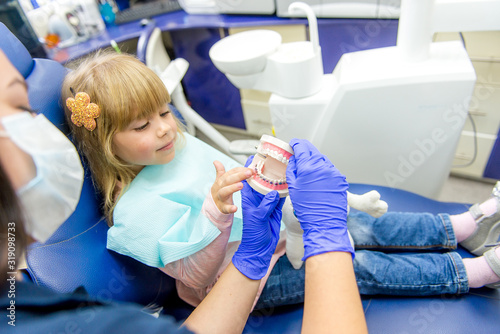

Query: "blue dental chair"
<box><xmin>2</xmin><ymin>22</ymin><xmax>499</xmax><ymax>333</ymax></box>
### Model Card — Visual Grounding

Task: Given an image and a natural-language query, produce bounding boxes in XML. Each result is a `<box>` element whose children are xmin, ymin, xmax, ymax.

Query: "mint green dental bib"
<box><xmin>107</xmin><ymin>133</ymin><xmax>243</xmax><ymax>268</ymax></box>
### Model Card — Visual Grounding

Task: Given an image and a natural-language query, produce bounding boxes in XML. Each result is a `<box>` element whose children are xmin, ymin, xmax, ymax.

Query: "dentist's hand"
<box><xmin>286</xmin><ymin>139</ymin><xmax>353</xmax><ymax>260</ymax></box>
<box><xmin>232</xmin><ymin>156</ymin><xmax>285</xmax><ymax>280</ymax></box>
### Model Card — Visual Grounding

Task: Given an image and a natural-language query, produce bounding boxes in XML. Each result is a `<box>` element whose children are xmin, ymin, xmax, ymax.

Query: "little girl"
<box><xmin>62</xmin><ymin>51</ymin><xmax>500</xmax><ymax>310</ymax></box>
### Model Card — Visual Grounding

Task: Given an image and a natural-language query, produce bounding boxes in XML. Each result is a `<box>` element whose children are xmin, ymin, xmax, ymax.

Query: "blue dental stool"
<box><xmin>1</xmin><ymin>22</ymin><xmax>499</xmax><ymax>333</ymax></box>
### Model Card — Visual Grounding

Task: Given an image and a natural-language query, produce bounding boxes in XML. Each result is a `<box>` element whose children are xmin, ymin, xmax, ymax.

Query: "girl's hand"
<box><xmin>211</xmin><ymin>160</ymin><xmax>253</xmax><ymax>214</ymax></box>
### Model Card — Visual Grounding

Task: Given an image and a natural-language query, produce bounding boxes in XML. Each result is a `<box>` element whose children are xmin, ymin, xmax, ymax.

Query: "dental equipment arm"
<box><xmin>159</xmin><ymin>58</ymin><xmax>248</xmax><ymax>164</ymax></box>
<box><xmin>160</xmin><ymin>58</ymin><xmax>233</xmax><ymax>157</ymax></box>
<box><xmin>398</xmin><ymin>0</ymin><xmax>500</xmax><ymax>61</ymax></box>
<box><xmin>433</xmin><ymin>0</ymin><xmax>500</xmax><ymax>33</ymax></box>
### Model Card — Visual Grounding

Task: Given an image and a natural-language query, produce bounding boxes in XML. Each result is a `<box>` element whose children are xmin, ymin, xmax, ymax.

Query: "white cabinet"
<box><xmin>435</xmin><ymin>32</ymin><xmax>500</xmax><ymax>179</ymax></box>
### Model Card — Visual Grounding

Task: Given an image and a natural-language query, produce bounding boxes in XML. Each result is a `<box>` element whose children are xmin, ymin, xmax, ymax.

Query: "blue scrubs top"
<box><xmin>0</xmin><ymin>281</ymin><xmax>193</xmax><ymax>333</ymax></box>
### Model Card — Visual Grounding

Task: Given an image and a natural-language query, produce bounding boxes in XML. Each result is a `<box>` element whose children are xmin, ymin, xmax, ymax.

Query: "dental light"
<box><xmin>209</xmin><ymin>2</ymin><xmax>323</xmax><ymax>99</ymax></box>
<box><xmin>210</xmin><ymin>0</ymin><xmax>500</xmax><ymax>198</ymax></box>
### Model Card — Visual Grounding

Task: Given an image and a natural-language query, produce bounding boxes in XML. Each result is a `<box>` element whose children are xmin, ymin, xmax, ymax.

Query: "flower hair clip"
<box><xmin>66</xmin><ymin>88</ymin><xmax>101</xmax><ymax>131</ymax></box>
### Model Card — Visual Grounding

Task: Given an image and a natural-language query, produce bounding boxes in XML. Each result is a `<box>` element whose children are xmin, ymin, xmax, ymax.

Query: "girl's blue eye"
<box><xmin>134</xmin><ymin>122</ymin><xmax>149</xmax><ymax>131</ymax></box>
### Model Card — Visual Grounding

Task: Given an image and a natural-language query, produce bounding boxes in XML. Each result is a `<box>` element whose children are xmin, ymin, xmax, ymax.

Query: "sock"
<box><xmin>463</xmin><ymin>247</ymin><xmax>500</xmax><ymax>288</ymax></box>
<box><xmin>479</xmin><ymin>198</ymin><xmax>499</xmax><ymax>217</ymax></box>
<box><xmin>451</xmin><ymin>198</ymin><xmax>498</xmax><ymax>243</ymax></box>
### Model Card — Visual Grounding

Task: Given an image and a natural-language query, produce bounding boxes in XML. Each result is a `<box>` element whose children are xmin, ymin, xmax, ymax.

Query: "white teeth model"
<box><xmin>254</xmin><ymin>160</ymin><xmax>286</xmax><ymax>185</ymax></box>
<box><xmin>257</xmin><ymin>147</ymin><xmax>290</xmax><ymax>165</ymax></box>
<box><xmin>249</xmin><ymin>134</ymin><xmax>294</xmax><ymax>198</ymax></box>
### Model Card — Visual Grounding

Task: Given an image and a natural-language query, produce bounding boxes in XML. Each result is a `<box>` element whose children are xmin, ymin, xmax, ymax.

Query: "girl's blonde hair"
<box><xmin>62</xmin><ymin>51</ymin><xmax>184</xmax><ymax>225</ymax></box>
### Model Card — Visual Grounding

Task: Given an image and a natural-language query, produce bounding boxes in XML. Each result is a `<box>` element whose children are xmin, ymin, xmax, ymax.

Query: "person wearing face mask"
<box><xmin>0</xmin><ymin>49</ymin><xmax>250</xmax><ymax>333</ymax></box>
<box><xmin>0</xmin><ymin>50</ymin><xmax>84</xmax><ymax>243</ymax></box>
<box><xmin>0</xmin><ymin>48</ymin><xmax>367</xmax><ymax>333</ymax></box>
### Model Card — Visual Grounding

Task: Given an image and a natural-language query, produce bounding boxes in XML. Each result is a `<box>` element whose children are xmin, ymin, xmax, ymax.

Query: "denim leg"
<box><xmin>256</xmin><ymin>249</ymin><xmax>469</xmax><ymax>309</ymax></box>
<box><xmin>254</xmin><ymin>255</ymin><xmax>305</xmax><ymax>310</ymax></box>
<box><xmin>354</xmin><ymin>250</ymin><xmax>469</xmax><ymax>295</ymax></box>
<box><xmin>348</xmin><ymin>212</ymin><xmax>456</xmax><ymax>251</ymax></box>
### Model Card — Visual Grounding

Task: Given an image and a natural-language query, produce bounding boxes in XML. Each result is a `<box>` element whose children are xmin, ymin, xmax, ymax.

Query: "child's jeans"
<box><xmin>254</xmin><ymin>212</ymin><xmax>469</xmax><ymax>310</ymax></box>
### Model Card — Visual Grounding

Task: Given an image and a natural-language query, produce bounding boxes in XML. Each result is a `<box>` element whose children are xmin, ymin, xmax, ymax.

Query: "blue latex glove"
<box><xmin>232</xmin><ymin>156</ymin><xmax>285</xmax><ymax>280</ymax></box>
<box><xmin>286</xmin><ymin>139</ymin><xmax>354</xmax><ymax>260</ymax></box>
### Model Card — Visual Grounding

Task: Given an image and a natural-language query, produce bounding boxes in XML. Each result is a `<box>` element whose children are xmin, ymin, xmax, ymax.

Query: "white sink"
<box><xmin>209</xmin><ymin>30</ymin><xmax>282</xmax><ymax>76</ymax></box>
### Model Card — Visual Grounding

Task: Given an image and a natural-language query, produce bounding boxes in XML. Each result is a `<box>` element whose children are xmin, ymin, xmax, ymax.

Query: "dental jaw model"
<box><xmin>247</xmin><ymin>135</ymin><xmax>294</xmax><ymax>198</ymax></box>
<box><xmin>247</xmin><ymin>135</ymin><xmax>388</xmax><ymax>269</ymax></box>
<box><xmin>210</xmin><ymin>1</ymin><xmax>500</xmax><ymax>199</ymax></box>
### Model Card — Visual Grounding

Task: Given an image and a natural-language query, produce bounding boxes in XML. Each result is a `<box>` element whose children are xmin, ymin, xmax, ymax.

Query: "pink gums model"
<box><xmin>247</xmin><ymin>135</ymin><xmax>294</xmax><ymax>198</ymax></box>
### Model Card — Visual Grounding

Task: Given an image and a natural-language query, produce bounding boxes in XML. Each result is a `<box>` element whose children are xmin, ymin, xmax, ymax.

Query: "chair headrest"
<box><xmin>3</xmin><ymin>23</ymin><xmax>179</xmax><ymax>307</ymax></box>
<box><xmin>0</xmin><ymin>23</ymin><xmax>69</xmax><ymax>134</ymax></box>
<box><xmin>0</xmin><ymin>22</ymin><xmax>35</xmax><ymax>78</ymax></box>
<box><xmin>27</xmin><ymin>59</ymin><xmax>69</xmax><ymax>134</ymax></box>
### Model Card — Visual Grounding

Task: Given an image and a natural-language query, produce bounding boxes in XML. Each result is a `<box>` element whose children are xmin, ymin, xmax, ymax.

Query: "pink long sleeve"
<box><xmin>159</xmin><ymin>191</ymin><xmax>233</xmax><ymax>290</ymax></box>
<box><xmin>159</xmin><ymin>191</ymin><xmax>287</xmax><ymax>308</ymax></box>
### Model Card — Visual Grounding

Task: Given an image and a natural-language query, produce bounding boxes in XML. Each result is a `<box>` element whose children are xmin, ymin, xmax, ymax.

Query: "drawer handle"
<box><xmin>455</xmin><ymin>153</ymin><xmax>473</xmax><ymax>160</ymax></box>
<box><xmin>468</xmin><ymin>110</ymin><xmax>487</xmax><ymax>117</ymax></box>
<box><xmin>252</xmin><ymin>119</ymin><xmax>271</xmax><ymax>125</ymax></box>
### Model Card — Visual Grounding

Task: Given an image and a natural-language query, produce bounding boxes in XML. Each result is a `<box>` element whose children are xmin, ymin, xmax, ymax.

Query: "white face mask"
<box><xmin>1</xmin><ymin>113</ymin><xmax>84</xmax><ymax>243</ymax></box>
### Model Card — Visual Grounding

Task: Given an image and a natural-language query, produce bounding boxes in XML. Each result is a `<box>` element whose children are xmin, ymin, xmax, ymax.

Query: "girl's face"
<box><xmin>112</xmin><ymin>104</ymin><xmax>178</xmax><ymax>172</ymax></box>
